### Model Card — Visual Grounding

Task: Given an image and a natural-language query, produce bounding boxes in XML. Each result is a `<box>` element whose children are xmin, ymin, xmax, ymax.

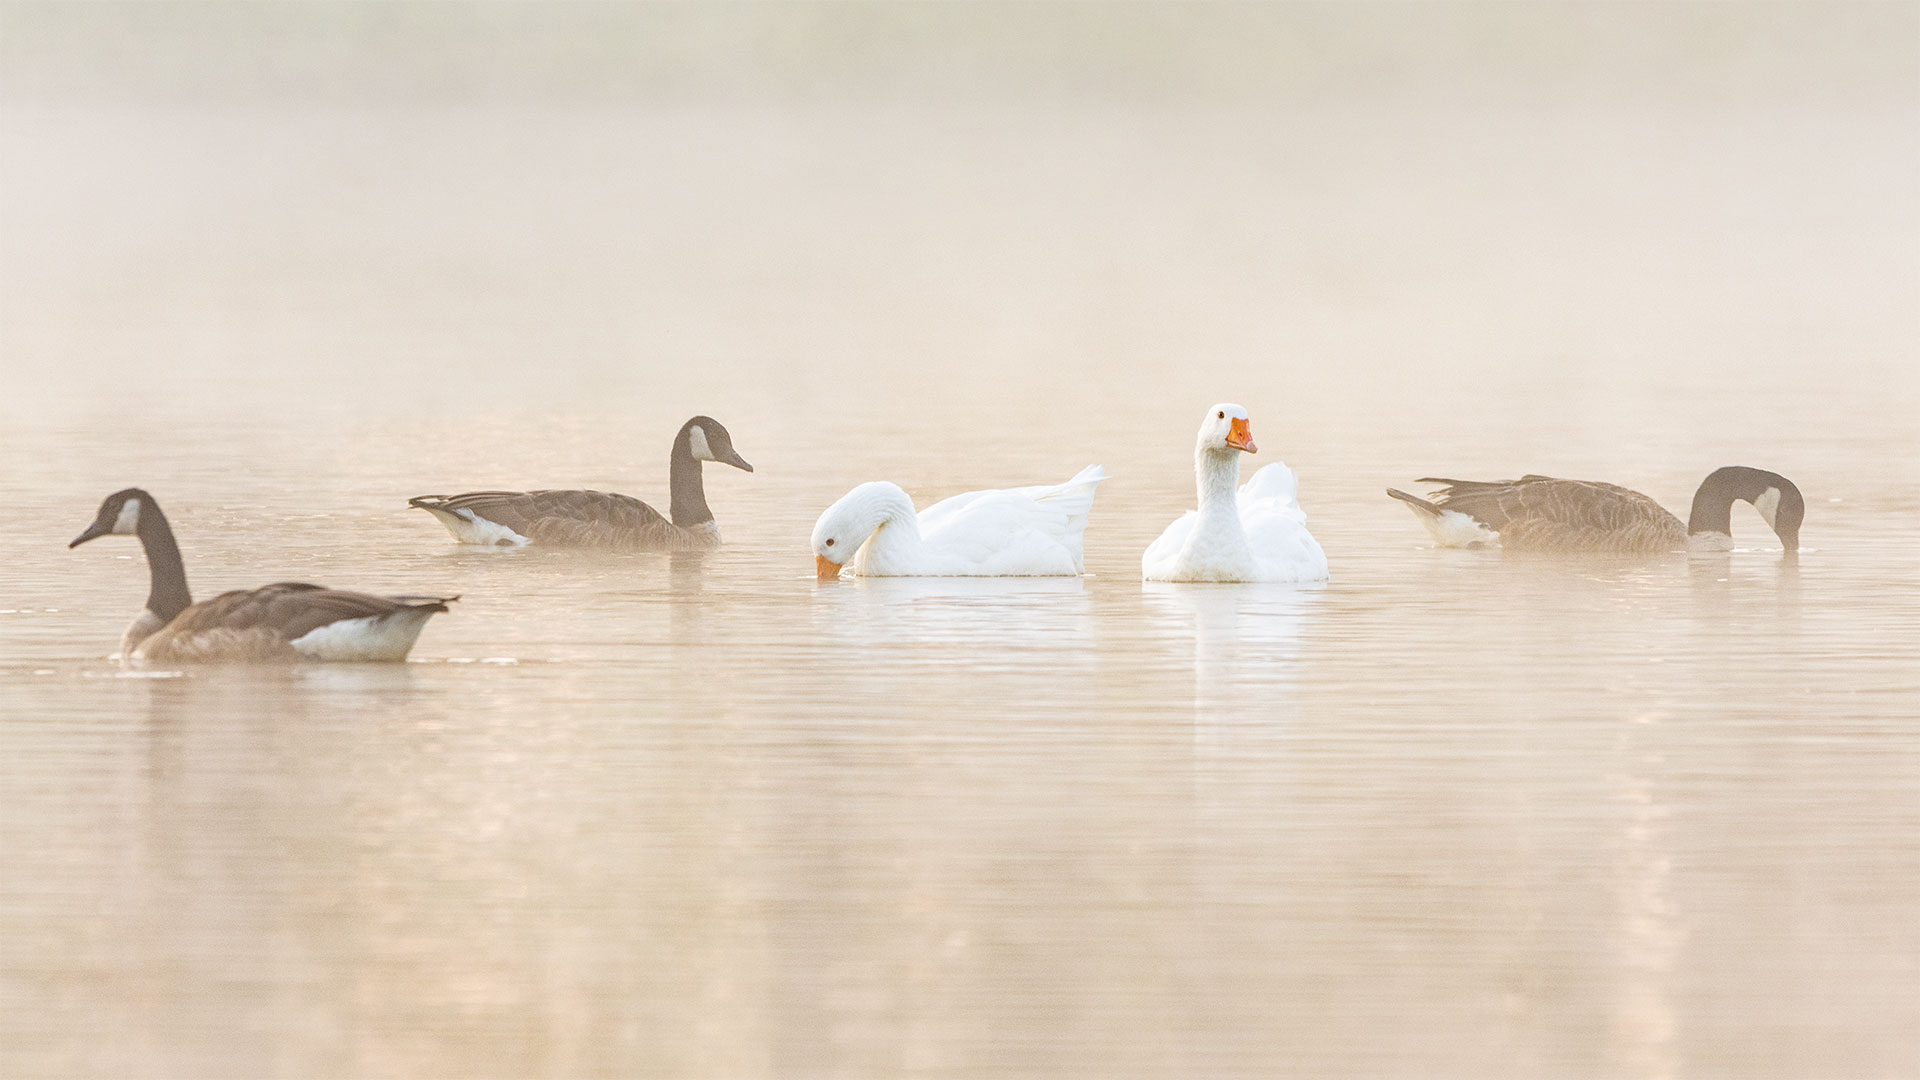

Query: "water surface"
<box><xmin>2</xmin><ymin>93</ymin><xmax>1917</xmax><ymax>1078</ymax></box>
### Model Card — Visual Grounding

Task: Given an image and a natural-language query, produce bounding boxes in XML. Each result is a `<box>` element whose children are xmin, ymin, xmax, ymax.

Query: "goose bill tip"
<box><xmin>1226</xmin><ymin>418</ymin><xmax>1257</xmax><ymax>453</ymax></box>
<box><xmin>815</xmin><ymin>555</ymin><xmax>843</xmax><ymax>582</ymax></box>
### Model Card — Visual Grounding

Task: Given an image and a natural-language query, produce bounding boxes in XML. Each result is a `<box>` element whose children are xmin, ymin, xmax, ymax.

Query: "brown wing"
<box><xmin>1416</xmin><ymin>475</ymin><xmax>1686</xmax><ymax>554</ymax></box>
<box><xmin>142</xmin><ymin>584</ymin><xmax>454</xmax><ymax>662</ymax></box>
<box><xmin>409</xmin><ymin>489</ymin><xmax>683</xmax><ymax>547</ymax></box>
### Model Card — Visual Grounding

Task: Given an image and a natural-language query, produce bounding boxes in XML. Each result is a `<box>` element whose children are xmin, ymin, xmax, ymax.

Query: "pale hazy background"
<box><xmin>3</xmin><ymin>0</ymin><xmax>1915</xmax><ymax>431</ymax></box>
<box><xmin>2</xmin><ymin>4</ymin><xmax>1917</xmax><ymax>1078</ymax></box>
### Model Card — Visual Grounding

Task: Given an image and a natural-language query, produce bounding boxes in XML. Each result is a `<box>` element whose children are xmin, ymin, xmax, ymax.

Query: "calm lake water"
<box><xmin>2</xmin><ymin>92</ymin><xmax>1917</xmax><ymax>1078</ymax></box>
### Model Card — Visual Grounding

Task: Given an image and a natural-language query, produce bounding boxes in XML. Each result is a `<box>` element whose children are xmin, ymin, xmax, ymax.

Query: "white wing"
<box><xmin>1238</xmin><ymin>462</ymin><xmax>1329</xmax><ymax>581</ymax></box>
<box><xmin>1141</xmin><ymin>509</ymin><xmax>1199</xmax><ymax>577</ymax></box>
<box><xmin>917</xmin><ymin>465</ymin><xmax>1107</xmax><ymax>574</ymax></box>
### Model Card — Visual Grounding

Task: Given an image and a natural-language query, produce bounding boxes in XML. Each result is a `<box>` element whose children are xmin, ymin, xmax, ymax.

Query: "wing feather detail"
<box><xmin>410</xmin><ymin>489</ymin><xmax>699</xmax><ymax>548</ymax></box>
<box><xmin>135</xmin><ymin>584</ymin><xmax>454</xmax><ymax>663</ymax></box>
<box><xmin>1410</xmin><ymin>475</ymin><xmax>1686</xmax><ymax>554</ymax></box>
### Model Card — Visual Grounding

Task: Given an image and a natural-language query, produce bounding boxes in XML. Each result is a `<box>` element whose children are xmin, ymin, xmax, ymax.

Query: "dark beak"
<box><xmin>1780</xmin><ymin>530</ymin><xmax>1800</xmax><ymax>555</ymax></box>
<box><xmin>722</xmin><ymin>449</ymin><xmax>754</xmax><ymax>473</ymax></box>
<box><xmin>69</xmin><ymin>522</ymin><xmax>107</xmax><ymax>548</ymax></box>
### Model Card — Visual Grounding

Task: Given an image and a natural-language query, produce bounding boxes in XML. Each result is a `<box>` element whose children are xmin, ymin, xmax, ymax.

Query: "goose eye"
<box><xmin>1217</xmin><ymin>411</ymin><xmax>1225</xmax><ymax>419</ymax></box>
<box><xmin>825</xmin><ymin>538</ymin><xmax>835</xmax><ymax>547</ymax></box>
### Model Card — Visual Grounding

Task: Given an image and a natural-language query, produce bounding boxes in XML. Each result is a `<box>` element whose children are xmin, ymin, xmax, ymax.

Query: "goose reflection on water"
<box><xmin>1141</xmin><ymin>583</ymin><xmax>1324</xmax><ymax>695</ymax></box>
<box><xmin>1686</xmin><ymin>545</ymin><xmax>1803</xmax><ymax>627</ymax></box>
<box><xmin>1140</xmin><ymin>583</ymin><xmax>1325</xmax><ymax>850</ymax></box>
<box><xmin>809</xmin><ymin>576</ymin><xmax>1096</xmax><ymax>658</ymax></box>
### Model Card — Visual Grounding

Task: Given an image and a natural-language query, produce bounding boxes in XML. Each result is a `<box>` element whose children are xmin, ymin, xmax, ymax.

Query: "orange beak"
<box><xmin>1226</xmin><ymin>417</ymin><xmax>1257</xmax><ymax>453</ymax></box>
<box><xmin>816</xmin><ymin>554</ymin><xmax>843</xmax><ymax>582</ymax></box>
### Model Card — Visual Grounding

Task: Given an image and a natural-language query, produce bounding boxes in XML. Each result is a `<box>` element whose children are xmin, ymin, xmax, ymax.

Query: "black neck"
<box><xmin>1686</xmin><ymin>466</ymin><xmax>1777</xmax><ymax>536</ymax></box>
<box><xmin>134</xmin><ymin>498</ymin><xmax>193</xmax><ymax>622</ymax></box>
<box><xmin>668</xmin><ymin>424</ymin><xmax>711</xmax><ymax>527</ymax></box>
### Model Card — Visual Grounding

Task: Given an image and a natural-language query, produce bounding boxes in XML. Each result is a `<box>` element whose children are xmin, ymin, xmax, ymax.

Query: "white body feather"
<box><xmin>1420</xmin><ymin>508</ymin><xmax>1500</xmax><ymax>548</ymax></box>
<box><xmin>1143</xmin><ymin>460</ymin><xmax>1330</xmax><ymax>583</ymax></box>
<box><xmin>1687</xmin><ymin>530</ymin><xmax>1735</xmax><ymax>553</ymax></box>
<box><xmin>423</xmin><ymin>506</ymin><xmax>530</xmax><ymax>547</ymax></box>
<box><xmin>287</xmin><ymin>609</ymin><xmax>443</xmax><ymax>661</ymax></box>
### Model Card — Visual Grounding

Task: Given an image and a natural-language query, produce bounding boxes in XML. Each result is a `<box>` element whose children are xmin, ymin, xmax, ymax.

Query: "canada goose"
<box><xmin>1386</xmin><ymin>466</ymin><xmax>1804</xmax><ymax>554</ymax></box>
<box><xmin>70</xmin><ymin>489</ymin><xmax>454</xmax><ymax>663</ymax></box>
<box><xmin>409</xmin><ymin>416</ymin><xmax>753</xmax><ymax>548</ymax></box>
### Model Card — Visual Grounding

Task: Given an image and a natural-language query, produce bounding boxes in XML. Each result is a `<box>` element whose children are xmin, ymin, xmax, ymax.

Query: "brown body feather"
<box><xmin>1411</xmin><ymin>475</ymin><xmax>1687</xmax><ymax>554</ymax></box>
<box><xmin>408</xmin><ymin>490</ymin><xmax>715</xmax><ymax>549</ymax></box>
<box><xmin>135</xmin><ymin>584</ymin><xmax>454</xmax><ymax>663</ymax></box>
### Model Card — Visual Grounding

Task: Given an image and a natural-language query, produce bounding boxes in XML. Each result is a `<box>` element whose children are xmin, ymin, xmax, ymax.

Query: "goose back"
<box><xmin>136</xmin><ymin>584</ymin><xmax>455</xmax><ymax>663</ymax></box>
<box><xmin>1411</xmin><ymin>475</ymin><xmax>1686</xmax><ymax>553</ymax></box>
<box><xmin>409</xmin><ymin>490</ymin><xmax>712</xmax><ymax>548</ymax></box>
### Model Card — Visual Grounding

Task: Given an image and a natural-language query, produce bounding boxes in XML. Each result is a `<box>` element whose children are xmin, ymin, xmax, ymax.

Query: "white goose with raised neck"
<box><xmin>1142</xmin><ymin>403</ymin><xmax>1329</xmax><ymax>583</ymax></box>
<box><xmin>1184</xmin><ymin>414</ymin><xmax>1259</xmax><ymax>576</ymax></box>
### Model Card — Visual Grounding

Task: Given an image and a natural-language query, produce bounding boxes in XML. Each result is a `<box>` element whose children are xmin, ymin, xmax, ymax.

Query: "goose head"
<box><xmin>71</xmin><ymin>488</ymin><xmax>151</xmax><ymax>547</ymax></box>
<box><xmin>682</xmin><ymin>416</ymin><xmax>754</xmax><ymax>473</ymax></box>
<box><xmin>1197</xmin><ymin>404</ymin><xmax>1257</xmax><ymax>456</ymax></box>
<box><xmin>810</xmin><ymin>482</ymin><xmax>906</xmax><ymax>581</ymax></box>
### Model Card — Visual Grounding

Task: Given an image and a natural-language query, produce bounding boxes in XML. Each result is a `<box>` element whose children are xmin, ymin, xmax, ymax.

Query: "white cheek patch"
<box><xmin>688</xmin><ymin>426</ymin><xmax>715</xmax><ymax>462</ymax></box>
<box><xmin>1753</xmin><ymin>487</ymin><xmax>1781</xmax><ymax>529</ymax></box>
<box><xmin>112</xmin><ymin>498</ymin><xmax>142</xmax><ymax>535</ymax></box>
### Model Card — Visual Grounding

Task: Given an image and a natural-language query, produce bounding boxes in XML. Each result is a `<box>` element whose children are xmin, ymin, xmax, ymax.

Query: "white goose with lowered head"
<box><xmin>812</xmin><ymin>465</ymin><xmax>1107</xmax><ymax>579</ymax></box>
<box><xmin>1142</xmin><ymin>404</ymin><xmax>1329</xmax><ymax>583</ymax></box>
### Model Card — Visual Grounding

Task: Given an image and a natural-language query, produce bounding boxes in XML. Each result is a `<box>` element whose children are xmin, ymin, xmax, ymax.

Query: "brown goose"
<box><xmin>71</xmin><ymin>489</ymin><xmax>454</xmax><ymax>663</ymax></box>
<box><xmin>1386</xmin><ymin>466</ymin><xmax>1804</xmax><ymax>554</ymax></box>
<box><xmin>409</xmin><ymin>416</ymin><xmax>752</xmax><ymax>548</ymax></box>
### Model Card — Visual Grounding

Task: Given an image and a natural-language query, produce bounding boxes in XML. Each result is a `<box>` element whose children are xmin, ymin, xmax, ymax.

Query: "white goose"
<box><xmin>1142</xmin><ymin>404</ymin><xmax>1329</xmax><ymax>583</ymax></box>
<box><xmin>811</xmin><ymin>465</ymin><xmax>1107</xmax><ymax>580</ymax></box>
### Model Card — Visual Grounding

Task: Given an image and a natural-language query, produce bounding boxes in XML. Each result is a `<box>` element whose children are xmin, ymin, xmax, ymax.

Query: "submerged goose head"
<box><xmin>810</xmin><ymin>482</ymin><xmax>913</xmax><ymax>581</ymax></box>
<box><xmin>1198</xmin><ymin>404</ymin><xmax>1257</xmax><ymax>456</ymax></box>
<box><xmin>680</xmin><ymin>416</ymin><xmax>754</xmax><ymax>474</ymax></box>
<box><xmin>1687</xmin><ymin>466</ymin><xmax>1805</xmax><ymax>554</ymax></box>
<box><xmin>70</xmin><ymin>487</ymin><xmax>152</xmax><ymax>548</ymax></box>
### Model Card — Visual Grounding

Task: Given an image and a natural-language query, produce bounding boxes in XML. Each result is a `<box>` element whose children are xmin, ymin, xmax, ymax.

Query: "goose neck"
<box><xmin>134</xmin><ymin>498</ymin><xmax>192</xmax><ymax>622</ymax></box>
<box><xmin>1687</xmin><ymin>466</ymin><xmax>1801</xmax><ymax>552</ymax></box>
<box><xmin>860</xmin><ymin>486</ymin><xmax>923</xmax><ymax>548</ymax></box>
<box><xmin>1195</xmin><ymin>446</ymin><xmax>1242</xmax><ymax>517</ymax></box>
<box><xmin>668</xmin><ymin>425</ymin><xmax>711</xmax><ymax>528</ymax></box>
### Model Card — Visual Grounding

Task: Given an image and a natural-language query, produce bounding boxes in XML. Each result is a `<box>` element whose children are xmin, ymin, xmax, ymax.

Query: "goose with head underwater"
<box><xmin>410</xmin><ymin>415</ymin><xmax>753</xmax><ymax>548</ymax></box>
<box><xmin>811</xmin><ymin>465</ymin><xmax>1108</xmax><ymax>580</ymax></box>
<box><xmin>1385</xmin><ymin>466</ymin><xmax>1804</xmax><ymax>554</ymax></box>
<box><xmin>1142</xmin><ymin>404</ymin><xmax>1329</xmax><ymax>583</ymax></box>
<box><xmin>71</xmin><ymin>489</ymin><xmax>454</xmax><ymax>663</ymax></box>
